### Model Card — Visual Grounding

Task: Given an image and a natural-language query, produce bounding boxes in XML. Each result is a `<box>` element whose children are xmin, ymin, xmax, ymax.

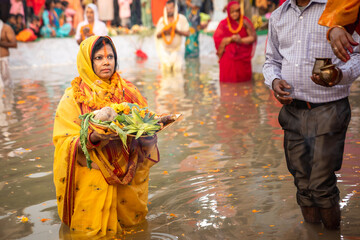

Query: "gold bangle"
<box><xmin>326</xmin><ymin>25</ymin><xmax>346</xmax><ymax>42</ymax></box>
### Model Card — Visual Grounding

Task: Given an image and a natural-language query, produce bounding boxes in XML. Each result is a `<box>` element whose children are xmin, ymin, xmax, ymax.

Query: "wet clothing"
<box><xmin>185</xmin><ymin>8</ymin><xmax>200</xmax><ymax>58</ymax></box>
<box><xmin>263</xmin><ymin>0</ymin><xmax>360</xmax><ymax>209</ymax></box>
<box><xmin>155</xmin><ymin>5</ymin><xmax>189</xmax><ymax>71</ymax></box>
<box><xmin>53</xmin><ymin>36</ymin><xmax>159</xmax><ymax>237</ymax></box>
<box><xmin>318</xmin><ymin>0</ymin><xmax>360</xmax><ymax>35</ymax></box>
<box><xmin>213</xmin><ymin>1</ymin><xmax>256</xmax><ymax>83</ymax></box>
<box><xmin>279</xmin><ymin>98</ymin><xmax>351</xmax><ymax>208</ymax></box>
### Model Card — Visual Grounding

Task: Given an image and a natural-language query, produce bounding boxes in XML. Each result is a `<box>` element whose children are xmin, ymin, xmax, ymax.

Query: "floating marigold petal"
<box><xmin>252</xmin><ymin>209</ymin><xmax>261</xmax><ymax>213</ymax></box>
<box><xmin>162</xmin><ymin>171</ymin><xmax>169</xmax><ymax>175</ymax></box>
<box><xmin>40</xmin><ymin>218</ymin><xmax>51</xmax><ymax>222</ymax></box>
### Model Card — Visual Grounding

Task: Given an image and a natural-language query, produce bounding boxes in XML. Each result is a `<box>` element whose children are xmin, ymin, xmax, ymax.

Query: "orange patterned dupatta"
<box><xmin>53</xmin><ymin>36</ymin><xmax>148</xmax><ymax>226</ymax></box>
<box><xmin>318</xmin><ymin>0</ymin><xmax>360</xmax><ymax>34</ymax></box>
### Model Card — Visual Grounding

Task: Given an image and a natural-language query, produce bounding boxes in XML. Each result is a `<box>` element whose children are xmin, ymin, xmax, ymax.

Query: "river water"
<box><xmin>0</xmin><ymin>40</ymin><xmax>360</xmax><ymax>240</ymax></box>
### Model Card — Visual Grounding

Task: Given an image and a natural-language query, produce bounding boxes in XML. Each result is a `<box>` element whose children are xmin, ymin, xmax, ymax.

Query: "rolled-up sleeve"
<box><xmin>263</xmin><ymin>16</ymin><xmax>283</xmax><ymax>89</ymax></box>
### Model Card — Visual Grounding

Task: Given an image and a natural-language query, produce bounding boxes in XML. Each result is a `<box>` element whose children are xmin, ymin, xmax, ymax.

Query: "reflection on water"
<box><xmin>0</xmin><ymin>58</ymin><xmax>359</xmax><ymax>240</ymax></box>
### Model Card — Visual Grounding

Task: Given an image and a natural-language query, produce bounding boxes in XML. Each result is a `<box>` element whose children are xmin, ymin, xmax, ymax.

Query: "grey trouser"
<box><xmin>278</xmin><ymin>98</ymin><xmax>351</xmax><ymax>208</ymax></box>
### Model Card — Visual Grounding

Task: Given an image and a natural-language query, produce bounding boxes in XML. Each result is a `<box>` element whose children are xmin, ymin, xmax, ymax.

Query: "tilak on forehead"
<box><xmin>102</xmin><ymin>39</ymin><xmax>108</xmax><ymax>60</ymax></box>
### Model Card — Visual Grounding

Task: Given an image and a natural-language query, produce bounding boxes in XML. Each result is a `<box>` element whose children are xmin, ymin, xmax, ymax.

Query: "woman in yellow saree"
<box><xmin>53</xmin><ymin>35</ymin><xmax>159</xmax><ymax>237</ymax></box>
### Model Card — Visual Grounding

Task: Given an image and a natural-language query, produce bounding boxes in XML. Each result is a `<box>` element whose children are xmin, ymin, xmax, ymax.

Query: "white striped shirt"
<box><xmin>263</xmin><ymin>0</ymin><xmax>360</xmax><ymax>103</ymax></box>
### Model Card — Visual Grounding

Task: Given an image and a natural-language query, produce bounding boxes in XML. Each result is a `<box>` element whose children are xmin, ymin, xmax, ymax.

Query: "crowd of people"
<box><xmin>0</xmin><ymin>0</ymin><xmax>215</xmax><ymax>42</ymax></box>
<box><xmin>1</xmin><ymin>0</ymin><xmax>360</xmax><ymax>238</ymax></box>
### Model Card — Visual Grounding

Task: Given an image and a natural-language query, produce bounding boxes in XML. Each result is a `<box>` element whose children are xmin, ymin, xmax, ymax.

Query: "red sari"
<box><xmin>213</xmin><ymin>1</ymin><xmax>256</xmax><ymax>83</ymax></box>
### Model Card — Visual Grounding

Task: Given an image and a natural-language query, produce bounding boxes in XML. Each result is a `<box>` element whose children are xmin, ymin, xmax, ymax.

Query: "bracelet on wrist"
<box><xmin>326</xmin><ymin>25</ymin><xmax>346</xmax><ymax>42</ymax></box>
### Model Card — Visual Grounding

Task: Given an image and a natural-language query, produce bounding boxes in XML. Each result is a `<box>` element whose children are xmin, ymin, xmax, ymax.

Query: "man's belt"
<box><xmin>290</xmin><ymin>98</ymin><xmax>347</xmax><ymax>110</ymax></box>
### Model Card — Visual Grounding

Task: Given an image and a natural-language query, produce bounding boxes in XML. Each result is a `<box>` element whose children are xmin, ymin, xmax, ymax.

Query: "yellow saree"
<box><xmin>318</xmin><ymin>0</ymin><xmax>360</xmax><ymax>34</ymax></box>
<box><xmin>53</xmin><ymin>36</ymin><xmax>159</xmax><ymax>237</ymax></box>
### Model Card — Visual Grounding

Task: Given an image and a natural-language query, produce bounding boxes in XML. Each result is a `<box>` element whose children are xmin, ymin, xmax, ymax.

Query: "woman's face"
<box><xmin>229</xmin><ymin>4</ymin><xmax>240</xmax><ymax>21</ymax></box>
<box><xmin>86</xmin><ymin>8</ymin><xmax>94</xmax><ymax>23</ymax></box>
<box><xmin>92</xmin><ymin>44</ymin><xmax>115</xmax><ymax>80</ymax></box>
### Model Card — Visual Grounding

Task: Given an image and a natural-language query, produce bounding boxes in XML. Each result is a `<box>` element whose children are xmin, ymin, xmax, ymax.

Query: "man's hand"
<box><xmin>329</xmin><ymin>27</ymin><xmax>359</xmax><ymax>62</ymax></box>
<box><xmin>272</xmin><ymin>79</ymin><xmax>293</xmax><ymax>105</ymax></box>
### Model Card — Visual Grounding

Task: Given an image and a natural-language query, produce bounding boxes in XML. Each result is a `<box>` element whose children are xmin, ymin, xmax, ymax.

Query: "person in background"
<box><xmin>119</xmin><ymin>0</ymin><xmax>132</xmax><ymax>28</ymax></box>
<box><xmin>141</xmin><ymin>0</ymin><xmax>152</xmax><ymax>28</ymax></box>
<box><xmin>29</xmin><ymin>15</ymin><xmax>40</xmax><ymax>37</ymax></box>
<box><xmin>0</xmin><ymin>0</ymin><xmax>11</xmax><ymax>22</ymax></box>
<box><xmin>155</xmin><ymin>0</ymin><xmax>190</xmax><ymax>72</ymax></box>
<box><xmin>214</xmin><ymin>1</ymin><xmax>256</xmax><ymax>83</ymax></box>
<box><xmin>75</xmin><ymin>3</ymin><xmax>107</xmax><ymax>44</ymax></box>
<box><xmin>40</xmin><ymin>0</ymin><xmax>72</xmax><ymax>37</ymax></box>
<box><xmin>200</xmin><ymin>0</ymin><xmax>213</xmax><ymax>15</ymax></box>
<box><xmin>6</xmin><ymin>14</ymin><xmax>17</xmax><ymax>33</ymax></box>
<box><xmin>130</xmin><ymin>0</ymin><xmax>142</xmax><ymax>26</ymax></box>
<box><xmin>0</xmin><ymin>19</ymin><xmax>17</xmax><ymax>88</ymax></box>
<box><xmin>54</xmin><ymin>0</ymin><xmax>63</xmax><ymax>17</ymax></box>
<box><xmin>15</xmin><ymin>13</ymin><xmax>25</xmax><ymax>33</ymax></box>
<box><xmin>97</xmin><ymin>0</ymin><xmax>114</xmax><ymax>27</ymax></box>
<box><xmin>263</xmin><ymin>0</ymin><xmax>360</xmax><ymax>230</ymax></box>
<box><xmin>184</xmin><ymin>0</ymin><xmax>208</xmax><ymax>58</ymax></box>
<box><xmin>318</xmin><ymin>0</ymin><xmax>360</xmax><ymax>62</ymax></box>
<box><xmin>224</xmin><ymin>0</ymin><xmax>252</xmax><ymax>19</ymax></box>
<box><xmin>10</xmin><ymin>0</ymin><xmax>25</xmax><ymax>20</ymax></box>
<box><xmin>62</xmin><ymin>1</ymin><xmax>76</xmax><ymax>27</ymax></box>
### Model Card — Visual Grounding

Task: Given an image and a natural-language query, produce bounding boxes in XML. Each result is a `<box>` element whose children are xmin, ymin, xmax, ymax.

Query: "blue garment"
<box><xmin>263</xmin><ymin>0</ymin><xmax>360</xmax><ymax>103</ymax></box>
<box><xmin>40</xmin><ymin>10</ymin><xmax>71</xmax><ymax>38</ymax></box>
<box><xmin>185</xmin><ymin>8</ymin><xmax>200</xmax><ymax>58</ymax></box>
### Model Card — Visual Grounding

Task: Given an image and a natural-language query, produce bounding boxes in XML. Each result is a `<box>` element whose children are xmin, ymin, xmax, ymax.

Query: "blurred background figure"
<box><xmin>155</xmin><ymin>0</ymin><xmax>189</xmax><ymax>72</ymax></box>
<box><xmin>141</xmin><ymin>0</ymin><xmax>152</xmax><ymax>28</ymax></box>
<box><xmin>10</xmin><ymin>0</ymin><xmax>25</xmax><ymax>22</ymax></box>
<box><xmin>40</xmin><ymin>0</ymin><xmax>72</xmax><ymax>37</ymax></box>
<box><xmin>0</xmin><ymin>0</ymin><xmax>11</xmax><ymax>22</ymax></box>
<box><xmin>130</xmin><ymin>0</ymin><xmax>141</xmax><ymax>26</ymax></box>
<box><xmin>0</xmin><ymin>18</ymin><xmax>17</xmax><ymax>88</ymax></box>
<box><xmin>214</xmin><ymin>1</ymin><xmax>256</xmax><ymax>83</ymax></box>
<box><xmin>119</xmin><ymin>0</ymin><xmax>132</xmax><ymax>28</ymax></box>
<box><xmin>75</xmin><ymin>3</ymin><xmax>107</xmax><ymax>44</ymax></box>
<box><xmin>184</xmin><ymin>0</ymin><xmax>209</xmax><ymax>58</ymax></box>
<box><xmin>97</xmin><ymin>0</ymin><xmax>114</xmax><ymax>26</ymax></box>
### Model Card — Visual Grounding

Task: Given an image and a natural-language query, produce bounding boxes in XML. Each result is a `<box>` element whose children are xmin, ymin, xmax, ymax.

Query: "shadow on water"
<box><xmin>0</xmin><ymin>57</ymin><xmax>359</xmax><ymax>240</ymax></box>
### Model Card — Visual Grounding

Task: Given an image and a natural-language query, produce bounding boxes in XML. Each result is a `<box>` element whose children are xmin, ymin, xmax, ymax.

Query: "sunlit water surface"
<box><xmin>1</xmin><ymin>52</ymin><xmax>360</xmax><ymax>240</ymax></box>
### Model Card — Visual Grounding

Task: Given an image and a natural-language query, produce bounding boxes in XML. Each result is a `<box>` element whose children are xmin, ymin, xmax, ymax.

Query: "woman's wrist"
<box><xmin>326</xmin><ymin>25</ymin><xmax>346</xmax><ymax>42</ymax></box>
<box><xmin>87</xmin><ymin>131</ymin><xmax>100</xmax><ymax>149</ymax></box>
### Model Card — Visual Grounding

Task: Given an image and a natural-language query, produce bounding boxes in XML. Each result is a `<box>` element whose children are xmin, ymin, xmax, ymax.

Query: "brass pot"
<box><xmin>319</xmin><ymin>64</ymin><xmax>341</xmax><ymax>87</ymax></box>
<box><xmin>312</xmin><ymin>58</ymin><xmax>332</xmax><ymax>75</ymax></box>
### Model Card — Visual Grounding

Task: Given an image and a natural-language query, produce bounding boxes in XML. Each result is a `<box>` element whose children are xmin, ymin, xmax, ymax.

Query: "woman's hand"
<box><xmin>329</xmin><ymin>26</ymin><xmax>358</xmax><ymax>62</ymax></box>
<box><xmin>231</xmin><ymin>34</ymin><xmax>242</xmax><ymax>44</ymax></box>
<box><xmin>89</xmin><ymin>131</ymin><xmax>119</xmax><ymax>145</ymax></box>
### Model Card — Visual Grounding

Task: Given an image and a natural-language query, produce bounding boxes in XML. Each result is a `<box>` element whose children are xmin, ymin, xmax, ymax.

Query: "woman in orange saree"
<box><xmin>53</xmin><ymin>35</ymin><xmax>159</xmax><ymax>237</ymax></box>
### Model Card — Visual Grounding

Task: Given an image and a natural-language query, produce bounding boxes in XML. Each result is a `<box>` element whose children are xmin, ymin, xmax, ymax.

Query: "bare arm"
<box><xmin>0</xmin><ymin>25</ymin><xmax>17</xmax><ymax>48</ymax></box>
<box><xmin>217</xmin><ymin>37</ymin><xmax>232</xmax><ymax>59</ymax></box>
<box><xmin>232</xmin><ymin>21</ymin><xmax>257</xmax><ymax>45</ymax></box>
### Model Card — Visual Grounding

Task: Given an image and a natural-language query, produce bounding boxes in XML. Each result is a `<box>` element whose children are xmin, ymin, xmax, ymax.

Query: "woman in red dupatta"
<box><xmin>213</xmin><ymin>1</ymin><xmax>257</xmax><ymax>83</ymax></box>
